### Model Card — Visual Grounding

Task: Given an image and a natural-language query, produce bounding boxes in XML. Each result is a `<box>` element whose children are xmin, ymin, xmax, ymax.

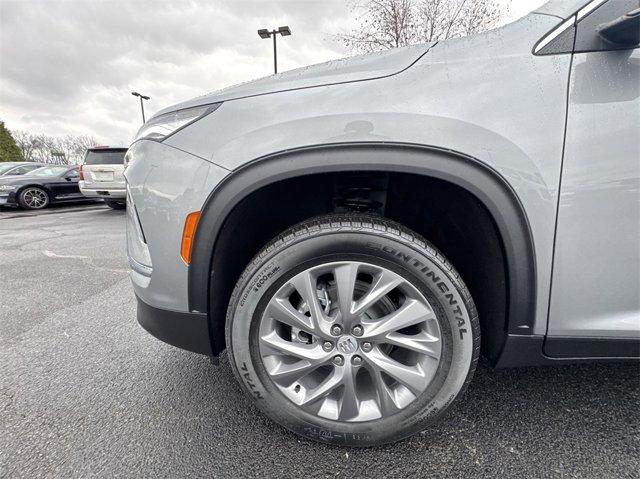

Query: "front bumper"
<box><xmin>136</xmin><ymin>295</ymin><xmax>213</xmax><ymax>356</ymax></box>
<box><xmin>0</xmin><ymin>192</ymin><xmax>18</xmax><ymax>206</ymax></box>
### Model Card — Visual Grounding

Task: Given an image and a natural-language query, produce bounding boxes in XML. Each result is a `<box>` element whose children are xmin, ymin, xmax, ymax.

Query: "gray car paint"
<box><xmin>125</xmin><ymin>140</ymin><xmax>228</xmax><ymax>311</ymax></box>
<box><xmin>548</xmin><ymin>47</ymin><xmax>640</xmax><ymax>338</ymax></box>
<box><xmin>163</xmin><ymin>13</ymin><xmax>567</xmax><ymax>336</ymax></box>
<box><xmin>152</xmin><ymin>43</ymin><xmax>434</xmax><ymax>117</ymax></box>
<box><xmin>125</xmin><ymin>2</ymin><xmax>639</xmax><ymax>342</ymax></box>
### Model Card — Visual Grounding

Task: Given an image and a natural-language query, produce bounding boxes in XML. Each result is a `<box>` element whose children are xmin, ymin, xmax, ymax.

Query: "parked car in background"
<box><xmin>125</xmin><ymin>0</ymin><xmax>640</xmax><ymax>446</ymax></box>
<box><xmin>0</xmin><ymin>162</ymin><xmax>46</xmax><ymax>176</ymax></box>
<box><xmin>0</xmin><ymin>165</ymin><xmax>84</xmax><ymax>209</ymax></box>
<box><xmin>79</xmin><ymin>147</ymin><xmax>127</xmax><ymax>209</ymax></box>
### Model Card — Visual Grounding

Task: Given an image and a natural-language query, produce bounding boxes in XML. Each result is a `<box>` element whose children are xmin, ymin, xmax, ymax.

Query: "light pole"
<box><xmin>131</xmin><ymin>91</ymin><xmax>150</xmax><ymax>123</ymax></box>
<box><xmin>257</xmin><ymin>26</ymin><xmax>291</xmax><ymax>74</ymax></box>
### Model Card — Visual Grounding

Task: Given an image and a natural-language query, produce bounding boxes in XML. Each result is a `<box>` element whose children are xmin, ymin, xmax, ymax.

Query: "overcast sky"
<box><xmin>0</xmin><ymin>0</ymin><xmax>546</xmax><ymax>145</ymax></box>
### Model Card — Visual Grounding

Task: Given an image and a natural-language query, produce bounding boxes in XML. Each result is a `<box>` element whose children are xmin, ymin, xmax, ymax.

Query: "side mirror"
<box><xmin>598</xmin><ymin>8</ymin><xmax>640</xmax><ymax>48</ymax></box>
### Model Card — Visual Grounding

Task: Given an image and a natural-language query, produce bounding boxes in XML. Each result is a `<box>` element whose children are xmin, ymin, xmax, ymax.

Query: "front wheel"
<box><xmin>226</xmin><ymin>214</ymin><xmax>479</xmax><ymax>446</ymax></box>
<box><xmin>18</xmin><ymin>187</ymin><xmax>49</xmax><ymax>210</ymax></box>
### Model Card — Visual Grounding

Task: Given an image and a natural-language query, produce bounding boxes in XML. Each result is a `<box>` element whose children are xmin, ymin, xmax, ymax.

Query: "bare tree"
<box><xmin>12</xmin><ymin>130</ymin><xmax>98</xmax><ymax>164</ymax></box>
<box><xmin>340</xmin><ymin>0</ymin><xmax>505</xmax><ymax>53</ymax></box>
<box><xmin>12</xmin><ymin>130</ymin><xmax>39</xmax><ymax>163</ymax></box>
<box><xmin>340</xmin><ymin>0</ymin><xmax>420</xmax><ymax>52</ymax></box>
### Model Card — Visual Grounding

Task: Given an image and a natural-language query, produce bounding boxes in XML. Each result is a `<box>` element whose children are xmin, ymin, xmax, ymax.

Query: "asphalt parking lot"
<box><xmin>1</xmin><ymin>205</ymin><xmax>638</xmax><ymax>478</ymax></box>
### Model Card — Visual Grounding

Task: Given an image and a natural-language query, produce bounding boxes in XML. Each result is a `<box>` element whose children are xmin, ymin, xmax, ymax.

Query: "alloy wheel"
<box><xmin>22</xmin><ymin>188</ymin><xmax>48</xmax><ymax>209</ymax></box>
<box><xmin>258</xmin><ymin>261</ymin><xmax>442</xmax><ymax>422</ymax></box>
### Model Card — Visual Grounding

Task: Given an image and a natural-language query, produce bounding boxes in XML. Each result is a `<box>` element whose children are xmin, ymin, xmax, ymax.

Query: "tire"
<box><xmin>226</xmin><ymin>214</ymin><xmax>480</xmax><ymax>446</ymax></box>
<box><xmin>18</xmin><ymin>187</ymin><xmax>49</xmax><ymax>210</ymax></box>
<box><xmin>104</xmin><ymin>200</ymin><xmax>125</xmax><ymax>210</ymax></box>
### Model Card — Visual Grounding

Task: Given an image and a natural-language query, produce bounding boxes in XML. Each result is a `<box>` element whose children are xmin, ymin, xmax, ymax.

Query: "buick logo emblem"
<box><xmin>337</xmin><ymin>336</ymin><xmax>358</xmax><ymax>354</ymax></box>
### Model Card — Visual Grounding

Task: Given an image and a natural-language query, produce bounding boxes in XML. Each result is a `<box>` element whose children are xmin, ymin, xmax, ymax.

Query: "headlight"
<box><xmin>133</xmin><ymin>103</ymin><xmax>221</xmax><ymax>142</ymax></box>
<box><xmin>0</xmin><ymin>185</ymin><xmax>17</xmax><ymax>191</ymax></box>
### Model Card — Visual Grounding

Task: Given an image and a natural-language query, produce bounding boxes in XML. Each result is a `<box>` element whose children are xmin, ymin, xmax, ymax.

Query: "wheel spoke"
<box><xmin>266</xmin><ymin>358</ymin><xmax>323</xmax><ymax>385</ymax></box>
<box><xmin>260</xmin><ymin>330</ymin><xmax>326</xmax><ymax>360</ymax></box>
<box><xmin>370</xmin><ymin>368</ymin><xmax>400</xmax><ymax>416</ymax></box>
<box><xmin>384</xmin><ymin>331</ymin><xmax>441</xmax><ymax>359</ymax></box>
<box><xmin>333</xmin><ymin>263</ymin><xmax>359</xmax><ymax>327</ymax></box>
<box><xmin>299</xmin><ymin>368</ymin><xmax>344</xmax><ymax>406</ymax></box>
<box><xmin>364</xmin><ymin>348</ymin><xmax>427</xmax><ymax>396</ymax></box>
<box><xmin>352</xmin><ymin>269</ymin><xmax>402</xmax><ymax>316</ymax></box>
<box><xmin>289</xmin><ymin>270</ymin><xmax>326</xmax><ymax>328</ymax></box>
<box><xmin>362</xmin><ymin>299</ymin><xmax>435</xmax><ymax>339</ymax></box>
<box><xmin>266</xmin><ymin>297</ymin><xmax>315</xmax><ymax>333</ymax></box>
<box><xmin>338</xmin><ymin>364</ymin><xmax>360</xmax><ymax>420</ymax></box>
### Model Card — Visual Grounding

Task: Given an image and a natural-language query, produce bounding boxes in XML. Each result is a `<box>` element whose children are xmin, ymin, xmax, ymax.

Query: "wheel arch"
<box><xmin>16</xmin><ymin>183</ymin><xmax>53</xmax><ymax>203</ymax></box>
<box><xmin>189</xmin><ymin>142</ymin><xmax>537</xmax><ymax>355</ymax></box>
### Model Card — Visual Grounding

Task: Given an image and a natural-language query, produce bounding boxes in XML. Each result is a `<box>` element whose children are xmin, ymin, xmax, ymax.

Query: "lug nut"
<box><xmin>351</xmin><ymin>355</ymin><xmax>363</xmax><ymax>366</ymax></box>
<box><xmin>352</xmin><ymin>325</ymin><xmax>363</xmax><ymax>336</ymax></box>
<box><xmin>333</xmin><ymin>355</ymin><xmax>344</xmax><ymax>366</ymax></box>
<box><xmin>361</xmin><ymin>342</ymin><xmax>372</xmax><ymax>352</ymax></box>
<box><xmin>322</xmin><ymin>341</ymin><xmax>333</xmax><ymax>352</ymax></box>
<box><xmin>331</xmin><ymin>324</ymin><xmax>342</xmax><ymax>336</ymax></box>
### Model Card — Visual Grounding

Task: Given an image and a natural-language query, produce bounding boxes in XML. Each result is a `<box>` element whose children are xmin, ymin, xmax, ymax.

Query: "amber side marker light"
<box><xmin>180</xmin><ymin>211</ymin><xmax>201</xmax><ymax>264</ymax></box>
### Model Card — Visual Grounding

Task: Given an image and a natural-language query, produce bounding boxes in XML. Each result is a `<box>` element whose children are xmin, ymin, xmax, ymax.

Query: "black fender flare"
<box><xmin>189</xmin><ymin>142</ymin><xmax>537</xmax><ymax>340</ymax></box>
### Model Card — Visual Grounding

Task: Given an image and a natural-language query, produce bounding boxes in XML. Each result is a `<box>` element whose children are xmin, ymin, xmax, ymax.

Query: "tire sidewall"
<box><xmin>227</xmin><ymin>229</ymin><xmax>476</xmax><ymax>446</ymax></box>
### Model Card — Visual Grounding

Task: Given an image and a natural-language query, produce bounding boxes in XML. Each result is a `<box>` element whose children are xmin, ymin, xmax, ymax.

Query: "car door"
<box><xmin>53</xmin><ymin>169</ymin><xmax>82</xmax><ymax>198</ymax></box>
<box><xmin>547</xmin><ymin>0</ymin><xmax>640</xmax><ymax>354</ymax></box>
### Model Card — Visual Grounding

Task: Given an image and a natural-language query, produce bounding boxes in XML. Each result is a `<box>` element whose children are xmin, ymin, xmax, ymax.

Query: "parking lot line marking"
<box><xmin>42</xmin><ymin>250</ymin><xmax>90</xmax><ymax>260</ymax></box>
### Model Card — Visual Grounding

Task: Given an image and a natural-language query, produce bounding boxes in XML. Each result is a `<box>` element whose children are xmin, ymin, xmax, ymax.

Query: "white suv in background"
<box><xmin>79</xmin><ymin>147</ymin><xmax>127</xmax><ymax>209</ymax></box>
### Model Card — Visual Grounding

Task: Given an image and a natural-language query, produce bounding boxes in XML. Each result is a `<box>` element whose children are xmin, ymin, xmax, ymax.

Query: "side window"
<box><xmin>534</xmin><ymin>0</ymin><xmax>640</xmax><ymax>56</ymax></box>
<box><xmin>575</xmin><ymin>0</ymin><xmax>640</xmax><ymax>53</ymax></box>
<box><xmin>65</xmin><ymin>170</ymin><xmax>80</xmax><ymax>180</ymax></box>
<box><xmin>12</xmin><ymin>166</ymin><xmax>31</xmax><ymax>174</ymax></box>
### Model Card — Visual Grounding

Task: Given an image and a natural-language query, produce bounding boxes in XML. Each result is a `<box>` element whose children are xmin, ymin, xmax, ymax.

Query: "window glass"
<box><xmin>0</xmin><ymin>163</ymin><xmax>19</xmax><ymax>174</ymax></box>
<box><xmin>575</xmin><ymin>0</ymin><xmax>640</xmax><ymax>53</ymax></box>
<box><xmin>84</xmin><ymin>149</ymin><xmax>126</xmax><ymax>165</ymax></box>
<box><xmin>30</xmin><ymin>166</ymin><xmax>68</xmax><ymax>177</ymax></box>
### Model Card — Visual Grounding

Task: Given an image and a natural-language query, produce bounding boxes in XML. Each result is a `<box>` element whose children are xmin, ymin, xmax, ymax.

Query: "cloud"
<box><xmin>0</xmin><ymin>0</ymin><xmax>354</xmax><ymax>144</ymax></box>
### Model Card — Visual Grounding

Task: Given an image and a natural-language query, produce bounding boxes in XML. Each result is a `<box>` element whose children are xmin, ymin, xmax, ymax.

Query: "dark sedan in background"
<box><xmin>0</xmin><ymin>165</ymin><xmax>87</xmax><ymax>210</ymax></box>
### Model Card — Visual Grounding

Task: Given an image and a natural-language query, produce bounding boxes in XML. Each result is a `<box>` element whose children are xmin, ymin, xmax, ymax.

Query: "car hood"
<box><xmin>153</xmin><ymin>42</ymin><xmax>435</xmax><ymax>117</ymax></box>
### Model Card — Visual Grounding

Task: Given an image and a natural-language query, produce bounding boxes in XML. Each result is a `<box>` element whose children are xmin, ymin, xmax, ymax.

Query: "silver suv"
<box><xmin>124</xmin><ymin>0</ymin><xmax>640</xmax><ymax>446</ymax></box>
<box><xmin>79</xmin><ymin>147</ymin><xmax>127</xmax><ymax>209</ymax></box>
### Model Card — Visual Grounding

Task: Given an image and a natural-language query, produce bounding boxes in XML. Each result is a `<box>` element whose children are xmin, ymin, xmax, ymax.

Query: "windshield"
<box><xmin>84</xmin><ymin>149</ymin><xmax>126</xmax><ymax>165</ymax></box>
<box><xmin>29</xmin><ymin>166</ymin><xmax>69</xmax><ymax>177</ymax></box>
<box><xmin>0</xmin><ymin>163</ymin><xmax>20</xmax><ymax>174</ymax></box>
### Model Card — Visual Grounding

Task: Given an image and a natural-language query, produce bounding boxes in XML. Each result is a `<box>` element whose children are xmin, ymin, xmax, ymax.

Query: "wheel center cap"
<box><xmin>336</xmin><ymin>335</ymin><xmax>358</xmax><ymax>354</ymax></box>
